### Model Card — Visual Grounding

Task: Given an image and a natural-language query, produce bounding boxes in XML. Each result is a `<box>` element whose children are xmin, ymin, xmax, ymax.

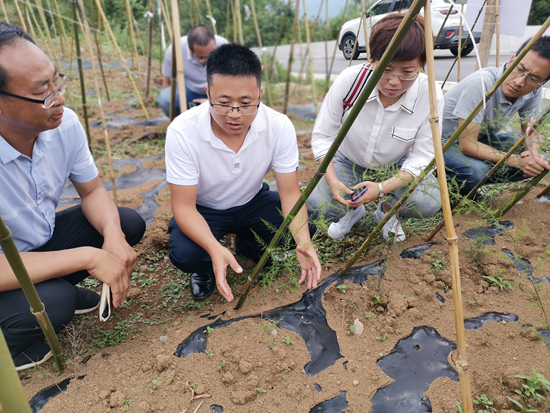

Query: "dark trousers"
<box><xmin>0</xmin><ymin>205</ymin><xmax>145</xmax><ymax>358</ymax></box>
<box><xmin>168</xmin><ymin>183</ymin><xmax>315</xmax><ymax>274</ymax></box>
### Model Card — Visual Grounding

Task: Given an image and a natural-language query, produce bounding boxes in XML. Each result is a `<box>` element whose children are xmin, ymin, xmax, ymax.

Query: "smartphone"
<box><xmin>351</xmin><ymin>187</ymin><xmax>368</xmax><ymax>202</ymax></box>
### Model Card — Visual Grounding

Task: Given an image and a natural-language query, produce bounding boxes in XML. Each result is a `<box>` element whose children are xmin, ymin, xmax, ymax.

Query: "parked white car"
<box><xmin>338</xmin><ymin>0</ymin><xmax>481</xmax><ymax>60</ymax></box>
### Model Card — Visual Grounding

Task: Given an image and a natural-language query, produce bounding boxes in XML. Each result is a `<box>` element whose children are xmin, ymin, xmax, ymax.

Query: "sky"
<box><xmin>303</xmin><ymin>0</ymin><xmax>348</xmax><ymax>20</ymax></box>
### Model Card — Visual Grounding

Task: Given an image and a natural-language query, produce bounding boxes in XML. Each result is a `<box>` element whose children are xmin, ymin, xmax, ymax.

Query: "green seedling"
<box><xmin>373</xmin><ymin>292</ymin><xmax>383</xmax><ymax>306</ymax></box>
<box><xmin>515</xmin><ymin>370</ymin><xmax>550</xmax><ymax>404</ymax></box>
<box><xmin>431</xmin><ymin>259</ymin><xmax>446</xmax><ymax>272</ymax></box>
<box><xmin>500</xmin><ymin>377</ymin><xmax>505</xmax><ymax>390</ymax></box>
<box><xmin>256</xmin><ymin>387</ymin><xmax>267</xmax><ymax>393</ymax></box>
<box><xmin>150</xmin><ymin>379</ymin><xmax>158</xmax><ymax>391</ymax></box>
<box><xmin>507</xmin><ymin>397</ymin><xmax>537</xmax><ymax>412</ymax></box>
<box><xmin>205</xmin><ymin>349</ymin><xmax>213</xmax><ymax>358</ymax></box>
<box><xmin>473</xmin><ymin>394</ymin><xmax>493</xmax><ymax>412</ymax></box>
<box><xmin>336</xmin><ymin>284</ymin><xmax>347</xmax><ymax>294</ymax></box>
<box><xmin>482</xmin><ymin>275</ymin><xmax>513</xmax><ymax>291</ymax></box>
<box><xmin>204</xmin><ymin>326</ymin><xmax>214</xmax><ymax>335</ymax></box>
<box><xmin>218</xmin><ymin>361</ymin><xmax>225</xmax><ymax>371</ymax></box>
<box><xmin>376</xmin><ymin>332</ymin><xmax>387</xmax><ymax>342</ymax></box>
<box><xmin>347</xmin><ymin>325</ymin><xmax>356</xmax><ymax>335</ymax></box>
<box><xmin>281</xmin><ymin>336</ymin><xmax>293</xmax><ymax>346</ymax></box>
<box><xmin>457</xmin><ymin>401</ymin><xmax>464</xmax><ymax>413</ymax></box>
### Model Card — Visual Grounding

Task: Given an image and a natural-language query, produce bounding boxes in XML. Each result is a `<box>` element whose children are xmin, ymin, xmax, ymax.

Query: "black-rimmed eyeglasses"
<box><xmin>0</xmin><ymin>74</ymin><xmax>67</xmax><ymax>109</ymax></box>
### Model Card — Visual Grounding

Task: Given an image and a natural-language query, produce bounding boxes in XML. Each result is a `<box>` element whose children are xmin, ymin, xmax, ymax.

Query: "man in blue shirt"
<box><xmin>0</xmin><ymin>23</ymin><xmax>145</xmax><ymax>370</ymax></box>
<box><xmin>442</xmin><ymin>37</ymin><xmax>550</xmax><ymax>195</ymax></box>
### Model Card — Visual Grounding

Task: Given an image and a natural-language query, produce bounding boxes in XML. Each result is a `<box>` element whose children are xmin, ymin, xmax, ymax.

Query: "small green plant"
<box><xmin>473</xmin><ymin>394</ymin><xmax>493</xmax><ymax>412</ymax></box>
<box><xmin>204</xmin><ymin>326</ymin><xmax>214</xmax><ymax>335</ymax></box>
<box><xmin>347</xmin><ymin>325</ymin><xmax>356</xmax><ymax>335</ymax></box>
<box><xmin>373</xmin><ymin>292</ymin><xmax>383</xmax><ymax>306</ymax></box>
<box><xmin>457</xmin><ymin>401</ymin><xmax>464</xmax><ymax>413</ymax></box>
<box><xmin>507</xmin><ymin>397</ymin><xmax>538</xmax><ymax>412</ymax></box>
<box><xmin>150</xmin><ymin>379</ymin><xmax>158</xmax><ymax>390</ymax></box>
<box><xmin>431</xmin><ymin>259</ymin><xmax>446</xmax><ymax>272</ymax></box>
<box><xmin>500</xmin><ymin>377</ymin><xmax>505</xmax><ymax>390</ymax></box>
<box><xmin>218</xmin><ymin>361</ymin><xmax>225</xmax><ymax>371</ymax></box>
<box><xmin>205</xmin><ymin>349</ymin><xmax>213</xmax><ymax>358</ymax></box>
<box><xmin>336</xmin><ymin>284</ymin><xmax>347</xmax><ymax>294</ymax></box>
<box><xmin>256</xmin><ymin>387</ymin><xmax>267</xmax><ymax>393</ymax></box>
<box><xmin>482</xmin><ymin>275</ymin><xmax>513</xmax><ymax>291</ymax></box>
<box><xmin>376</xmin><ymin>332</ymin><xmax>387</xmax><ymax>342</ymax></box>
<box><xmin>515</xmin><ymin>370</ymin><xmax>550</xmax><ymax>404</ymax></box>
<box><xmin>281</xmin><ymin>336</ymin><xmax>293</xmax><ymax>346</ymax></box>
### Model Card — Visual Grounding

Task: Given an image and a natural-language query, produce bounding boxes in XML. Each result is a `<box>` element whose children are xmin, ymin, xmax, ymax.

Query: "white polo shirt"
<box><xmin>312</xmin><ymin>65</ymin><xmax>444</xmax><ymax>177</ymax></box>
<box><xmin>165</xmin><ymin>102</ymin><xmax>299</xmax><ymax>210</ymax></box>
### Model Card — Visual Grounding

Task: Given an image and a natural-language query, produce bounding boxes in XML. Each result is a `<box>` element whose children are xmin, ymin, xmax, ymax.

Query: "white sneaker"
<box><xmin>373</xmin><ymin>201</ymin><xmax>406</xmax><ymax>242</ymax></box>
<box><xmin>327</xmin><ymin>206</ymin><xmax>366</xmax><ymax>240</ymax></box>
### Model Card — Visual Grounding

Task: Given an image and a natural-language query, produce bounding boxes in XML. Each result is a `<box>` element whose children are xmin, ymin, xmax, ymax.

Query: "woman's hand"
<box><xmin>347</xmin><ymin>181</ymin><xmax>379</xmax><ymax>208</ymax></box>
<box><xmin>329</xmin><ymin>180</ymin><xmax>355</xmax><ymax>206</ymax></box>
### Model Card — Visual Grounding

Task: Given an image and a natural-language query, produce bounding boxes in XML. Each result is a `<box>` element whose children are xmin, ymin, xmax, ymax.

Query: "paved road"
<box><xmin>260</xmin><ymin>40</ymin><xmax>513</xmax><ymax>82</ymax></box>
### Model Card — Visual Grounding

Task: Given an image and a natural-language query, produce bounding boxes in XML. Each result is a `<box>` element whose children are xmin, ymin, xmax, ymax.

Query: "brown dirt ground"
<box><xmin>12</xmin><ymin>52</ymin><xmax>550</xmax><ymax>413</ymax></box>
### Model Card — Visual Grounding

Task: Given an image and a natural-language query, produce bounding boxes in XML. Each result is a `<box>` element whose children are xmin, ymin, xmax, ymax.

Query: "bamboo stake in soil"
<box><xmin>0</xmin><ymin>0</ymin><xmax>9</xmax><ymax>23</ymax></box>
<box><xmin>326</xmin><ymin>0</ymin><xmax>350</xmax><ymax>92</ymax></box>
<box><xmin>425</xmin><ymin>135</ymin><xmax>526</xmax><ymax>242</ymax></box>
<box><xmin>536</xmin><ymin>184</ymin><xmax>550</xmax><ymax>198</ymax></box>
<box><xmin>301</xmin><ymin>0</ymin><xmax>318</xmax><ymax>115</ymax></box>
<box><xmin>361</xmin><ymin>0</ymin><xmax>370</xmax><ymax>59</ymax></box>
<box><xmin>145</xmin><ymin>0</ymin><xmax>154</xmax><ymax>98</ymax></box>
<box><xmin>283</xmin><ymin>0</ymin><xmax>300</xmax><ymax>115</ymax></box>
<box><xmin>495</xmin><ymin>170</ymin><xmax>549</xmax><ymax>218</ymax></box>
<box><xmin>457</xmin><ymin>0</ymin><xmax>464</xmax><ymax>82</ymax></box>
<box><xmin>0</xmin><ymin>329</ymin><xmax>32</xmax><ymax>413</ymax></box>
<box><xmin>86</xmin><ymin>0</ymin><xmax>111</xmax><ymax>102</ymax></box>
<box><xmin>423</xmin><ymin>6</ymin><xmax>473</xmax><ymax>410</ymax></box>
<box><xmin>160</xmin><ymin>0</ymin><xmax>173</xmax><ymax>42</ymax></box>
<box><xmin>170</xmin><ymin>0</ymin><xmax>187</xmax><ymax>114</ymax></box>
<box><xmin>124</xmin><ymin>0</ymin><xmax>140</xmax><ymax>74</ymax></box>
<box><xmin>0</xmin><ymin>217</ymin><xmax>65</xmax><ymax>373</ymax></box>
<box><xmin>235</xmin><ymin>0</ymin><xmax>427</xmax><ymax>311</ymax></box>
<box><xmin>13</xmin><ymin>0</ymin><xmax>27</xmax><ymax>31</ymax></box>
<box><xmin>205</xmin><ymin>0</ymin><xmax>217</xmax><ymax>34</ymax></box>
<box><xmin>250</xmin><ymin>0</ymin><xmax>272</xmax><ymax>107</ymax></box>
<box><xmin>51</xmin><ymin>0</ymin><xmax>69</xmax><ymax>46</ymax></box>
<box><xmin>342</xmin><ymin>16</ymin><xmax>550</xmax><ymax>274</ymax></box>
<box><xmin>93</xmin><ymin>0</ymin><xmax>150</xmax><ymax>119</ymax></box>
<box><xmin>73</xmin><ymin>1</ymin><xmax>91</xmax><ymax>144</ymax></box>
<box><xmin>348</xmin><ymin>17</ymin><xmax>362</xmax><ymax>67</ymax></box>
<box><xmin>495</xmin><ymin>0</ymin><xmax>500</xmax><ymax>67</ymax></box>
<box><xmin>235</xmin><ymin>0</ymin><xmax>244</xmax><ymax>45</ymax></box>
<box><xmin>76</xmin><ymin>0</ymin><xmax>118</xmax><ymax>206</ymax></box>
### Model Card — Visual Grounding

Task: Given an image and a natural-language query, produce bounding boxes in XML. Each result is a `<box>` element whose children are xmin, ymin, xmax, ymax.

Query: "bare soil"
<box><xmin>14</xmin><ymin>54</ymin><xmax>550</xmax><ymax>413</ymax></box>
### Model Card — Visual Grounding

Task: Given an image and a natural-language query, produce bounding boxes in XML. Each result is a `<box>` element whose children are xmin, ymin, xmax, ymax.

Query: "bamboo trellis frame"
<box><xmin>170</xmin><ymin>0</ymin><xmax>187</xmax><ymax>114</ymax></box>
<box><xmin>250</xmin><ymin>0</ymin><xmax>273</xmax><ymax>107</ymax></box>
<box><xmin>282</xmin><ymin>0</ymin><xmax>300</xmax><ymax>115</ymax></box>
<box><xmin>301</xmin><ymin>0</ymin><xmax>318</xmax><ymax>116</ymax></box>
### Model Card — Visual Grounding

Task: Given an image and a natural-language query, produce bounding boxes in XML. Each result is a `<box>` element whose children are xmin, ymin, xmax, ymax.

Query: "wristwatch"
<box><xmin>377</xmin><ymin>182</ymin><xmax>385</xmax><ymax>199</ymax></box>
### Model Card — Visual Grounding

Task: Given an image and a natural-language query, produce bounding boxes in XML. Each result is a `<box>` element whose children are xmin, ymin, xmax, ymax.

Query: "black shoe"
<box><xmin>190</xmin><ymin>271</ymin><xmax>216</xmax><ymax>301</ymax></box>
<box><xmin>13</xmin><ymin>341</ymin><xmax>52</xmax><ymax>371</ymax></box>
<box><xmin>74</xmin><ymin>287</ymin><xmax>101</xmax><ymax>315</ymax></box>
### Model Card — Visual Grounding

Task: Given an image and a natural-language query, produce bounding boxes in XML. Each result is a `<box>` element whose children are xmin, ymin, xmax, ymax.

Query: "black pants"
<box><xmin>0</xmin><ymin>205</ymin><xmax>145</xmax><ymax>358</ymax></box>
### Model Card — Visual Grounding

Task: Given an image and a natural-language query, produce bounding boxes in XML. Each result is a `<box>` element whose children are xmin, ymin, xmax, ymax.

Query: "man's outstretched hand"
<box><xmin>296</xmin><ymin>245</ymin><xmax>322</xmax><ymax>290</ymax></box>
<box><xmin>211</xmin><ymin>245</ymin><xmax>243</xmax><ymax>302</ymax></box>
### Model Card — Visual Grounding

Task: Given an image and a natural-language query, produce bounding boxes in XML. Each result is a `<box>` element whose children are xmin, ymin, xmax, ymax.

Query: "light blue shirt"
<box><xmin>0</xmin><ymin>108</ymin><xmax>98</xmax><ymax>253</ymax></box>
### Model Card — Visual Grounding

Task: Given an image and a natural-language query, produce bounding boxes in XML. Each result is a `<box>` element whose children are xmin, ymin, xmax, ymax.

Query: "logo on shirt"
<box><xmin>234</xmin><ymin>163</ymin><xmax>240</xmax><ymax>169</ymax></box>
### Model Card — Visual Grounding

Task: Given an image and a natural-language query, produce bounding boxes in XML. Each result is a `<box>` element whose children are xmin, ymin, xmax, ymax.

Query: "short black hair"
<box><xmin>187</xmin><ymin>25</ymin><xmax>215</xmax><ymax>50</ymax></box>
<box><xmin>516</xmin><ymin>36</ymin><xmax>550</xmax><ymax>79</ymax></box>
<box><xmin>0</xmin><ymin>22</ymin><xmax>36</xmax><ymax>93</ymax></box>
<box><xmin>206</xmin><ymin>43</ymin><xmax>261</xmax><ymax>86</ymax></box>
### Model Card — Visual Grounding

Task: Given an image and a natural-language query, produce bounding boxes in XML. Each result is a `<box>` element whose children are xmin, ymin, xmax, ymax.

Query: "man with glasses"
<box><xmin>165</xmin><ymin>43</ymin><xmax>321</xmax><ymax>302</ymax></box>
<box><xmin>442</xmin><ymin>36</ymin><xmax>550</xmax><ymax>196</ymax></box>
<box><xmin>0</xmin><ymin>23</ymin><xmax>145</xmax><ymax>370</ymax></box>
<box><xmin>158</xmin><ymin>25</ymin><xmax>227</xmax><ymax>117</ymax></box>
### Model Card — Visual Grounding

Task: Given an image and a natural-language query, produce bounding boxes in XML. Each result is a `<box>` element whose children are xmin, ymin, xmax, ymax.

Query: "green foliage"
<box><xmin>347</xmin><ymin>325</ymin><xmax>356</xmax><ymax>335</ymax></box>
<box><xmin>281</xmin><ymin>336</ymin><xmax>293</xmax><ymax>346</ymax></box>
<box><xmin>336</xmin><ymin>284</ymin><xmax>347</xmax><ymax>294</ymax></box>
<box><xmin>528</xmin><ymin>0</ymin><xmax>550</xmax><ymax>25</ymax></box>
<box><xmin>473</xmin><ymin>394</ymin><xmax>493</xmax><ymax>413</ymax></box>
<box><xmin>204</xmin><ymin>326</ymin><xmax>214</xmax><ymax>335</ymax></box>
<box><xmin>507</xmin><ymin>397</ymin><xmax>538</xmax><ymax>412</ymax></box>
<box><xmin>256</xmin><ymin>387</ymin><xmax>267</xmax><ymax>393</ymax></box>
<box><xmin>514</xmin><ymin>370</ymin><xmax>550</xmax><ymax>404</ymax></box>
<box><xmin>482</xmin><ymin>274</ymin><xmax>513</xmax><ymax>291</ymax></box>
<box><xmin>431</xmin><ymin>259</ymin><xmax>446</xmax><ymax>272</ymax></box>
<box><xmin>376</xmin><ymin>332</ymin><xmax>387</xmax><ymax>342</ymax></box>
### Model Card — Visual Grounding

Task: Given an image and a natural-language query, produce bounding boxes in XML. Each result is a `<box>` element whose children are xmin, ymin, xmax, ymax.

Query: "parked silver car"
<box><xmin>338</xmin><ymin>0</ymin><xmax>481</xmax><ymax>60</ymax></box>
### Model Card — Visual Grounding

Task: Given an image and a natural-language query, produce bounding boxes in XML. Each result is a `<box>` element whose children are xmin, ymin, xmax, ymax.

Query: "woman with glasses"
<box><xmin>307</xmin><ymin>14</ymin><xmax>443</xmax><ymax>242</ymax></box>
<box><xmin>441</xmin><ymin>36</ymin><xmax>550</xmax><ymax>197</ymax></box>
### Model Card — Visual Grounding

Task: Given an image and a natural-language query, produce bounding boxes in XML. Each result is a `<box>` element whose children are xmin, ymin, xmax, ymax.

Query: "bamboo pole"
<box><xmin>145</xmin><ymin>0</ymin><xmax>154</xmax><ymax>98</ymax></box>
<box><xmin>250</xmin><ymin>0</ymin><xmax>272</xmax><ymax>107</ymax></box>
<box><xmin>536</xmin><ymin>183</ymin><xmax>550</xmax><ymax>198</ymax></box>
<box><xmin>425</xmin><ymin>135</ymin><xmax>526</xmax><ymax>242</ymax></box>
<box><xmin>76</xmin><ymin>0</ymin><xmax>118</xmax><ymax>206</ymax></box>
<box><xmin>495</xmin><ymin>171</ymin><xmax>549</xmax><ymax>218</ymax></box>
<box><xmin>348</xmin><ymin>17</ymin><xmax>362</xmax><ymax>67</ymax></box>
<box><xmin>326</xmin><ymin>0</ymin><xmax>350</xmax><ymax>92</ymax></box>
<box><xmin>295</xmin><ymin>0</ymin><xmax>323</xmax><ymax>95</ymax></box>
<box><xmin>324</xmin><ymin>0</ymin><xmax>329</xmax><ymax>87</ymax></box>
<box><xmin>361</xmin><ymin>0</ymin><xmax>370</xmax><ymax>59</ymax></box>
<box><xmin>124</xmin><ymin>0</ymin><xmax>139</xmax><ymax>73</ymax></box>
<box><xmin>160</xmin><ymin>0</ymin><xmax>172</xmax><ymax>41</ymax></box>
<box><xmin>169</xmin><ymin>38</ymin><xmax>177</xmax><ymax>120</ymax></box>
<box><xmin>205</xmin><ymin>0</ymin><xmax>217</xmax><ymax>34</ymax></box>
<box><xmin>495</xmin><ymin>0</ymin><xmax>500</xmax><ymax>67</ymax></box>
<box><xmin>228</xmin><ymin>0</ymin><xmax>234</xmax><ymax>42</ymax></box>
<box><xmin>75</xmin><ymin>9</ymin><xmax>110</xmax><ymax>102</ymax></box>
<box><xmin>282</xmin><ymin>0</ymin><xmax>300</xmax><ymax>115</ymax></box>
<box><xmin>301</xmin><ymin>0</ymin><xmax>318</xmax><ymax>115</ymax></box>
<box><xmin>423</xmin><ymin>5</ymin><xmax>473</xmax><ymax>410</ymax></box>
<box><xmin>72</xmin><ymin>1</ymin><xmax>91</xmax><ymax>144</ymax></box>
<box><xmin>24</xmin><ymin>4</ymin><xmax>37</xmax><ymax>40</ymax></box>
<box><xmin>457</xmin><ymin>0</ymin><xmax>464</xmax><ymax>82</ymax></box>
<box><xmin>235</xmin><ymin>0</ymin><xmax>244</xmax><ymax>45</ymax></box>
<box><xmin>51</xmin><ymin>0</ymin><xmax>69</xmax><ymax>46</ymax></box>
<box><xmin>45</xmin><ymin>0</ymin><xmax>62</xmax><ymax>54</ymax></box>
<box><xmin>13</xmin><ymin>0</ymin><xmax>27</xmax><ymax>31</ymax></box>
<box><xmin>170</xmin><ymin>0</ymin><xmax>187</xmax><ymax>113</ymax></box>
<box><xmin>0</xmin><ymin>0</ymin><xmax>9</xmax><ymax>23</ymax></box>
<box><xmin>93</xmin><ymin>0</ymin><xmax>150</xmax><ymax>119</ymax></box>
<box><xmin>0</xmin><ymin>217</ymin><xmax>65</xmax><ymax>373</ymax></box>
<box><xmin>0</xmin><ymin>329</ymin><xmax>32</xmax><ymax>412</ymax></box>
<box><xmin>341</xmin><ymin>17</ymin><xmax>550</xmax><ymax>275</ymax></box>
<box><xmin>476</xmin><ymin>0</ymin><xmax>496</xmax><ymax>70</ymax></box>
<box><xmin>235</xmin><ymin>0</ymin><xmax>427</xmax><ymax>310</ymax></box>
<box><xmin>442</xmin><ymin>0</ymin><xmax>486</xmax><ymax>88</ymax></box>
<box><xmin>434</xmin><ymin>4</ymin><xmax>453</xmax><ymax>43</ymax></box>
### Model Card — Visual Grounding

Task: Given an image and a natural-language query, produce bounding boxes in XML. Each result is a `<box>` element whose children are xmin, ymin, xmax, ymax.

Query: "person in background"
<box><xmin>157</xmin><ymin>25</ymin><xmax>227</xmax><ymax>117</ymax></box>
<box><xmin>442</xmin><ymin>36</ymin><xmax>550</xmax><ymax>196</ymax></box>
<box><xmin>0</xmin><ymin>23</ymin><xmax>145</xmax><ymax>371</ymax></box>
<box><xmin>307</xmin><ymin>14</ymin><xmax>443</xmax><ymax>243</ymax></box>
<box><xmin>165</xmin><ymin>43</ymin><xmax>321</xmax><ymax>302</ymax></box>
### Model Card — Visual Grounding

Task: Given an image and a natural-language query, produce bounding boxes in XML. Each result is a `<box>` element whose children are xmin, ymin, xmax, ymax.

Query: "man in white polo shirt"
<box><xmin>157</xmin><ymin>25</ymin><xmax>227</xmax><ymax>117</ymax></box>
<box><xmin>165</xmin><ymin>43</ymin><xmax>321</xmax><ymax>302</ymax></box>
